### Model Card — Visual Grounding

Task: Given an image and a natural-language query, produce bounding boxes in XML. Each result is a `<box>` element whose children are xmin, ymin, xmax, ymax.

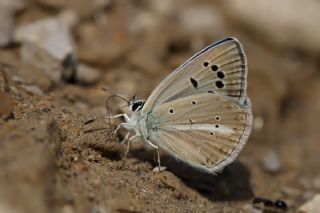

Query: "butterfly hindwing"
<box><xmin>145</xmin><ymin>93</ymin><xmax>252</xmax><ymax>172</ymax></box>
<box><xmin>142</xmin><ymin>37</ymin><xmax>248</xmax><ymax>114</ymax></box>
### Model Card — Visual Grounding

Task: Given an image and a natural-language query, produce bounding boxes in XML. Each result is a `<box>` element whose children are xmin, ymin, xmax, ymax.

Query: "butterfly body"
<box><xmin>113</xmin><ymin>37</ymin><xmax>253</xmax><ymax>173</ymax></box>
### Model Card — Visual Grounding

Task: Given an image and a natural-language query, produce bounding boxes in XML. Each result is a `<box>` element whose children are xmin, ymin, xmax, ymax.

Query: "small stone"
<box><xmin>298</xmin><ymin>194</ymin><xmax>320</xmax><ymax>213</ymax></box>
<box><xmin>0</xmin><ymin>90</ymin><xmax>13</xmax><ymax>118</ymax></box>
<box><xmin>61</xmin><ymin>205</ymin><xmax>74</xmax><ymax>213</ymax></box>
<box><xmin>19</xmin><ymin>41</ymin><xmax>64</xmax><ymax>83</ymax></box>
<box><xmin>21</xmin><ymin>85</ymin><xmax>45</xmax><ymax>96</ymax></box>
<box><xmin>313</xmin><ymin>178</ymin><xmax>320</xmax><ymax>190</ymax></box>
<box><xmin>303</xmin><ymin>192</ymin><xmax>316</xmax><ymax>202</ymax></box>
<box><xmin>14</xmin><ymin>12</ymin><xmax>78</xmax><ymax>83</ymax></box>
<box><xmin>0</xmin><ymin>10</ymin><xmax>14</xmax><ymax>46</ymax></box>
<box><xmin>281</xmin><ymin>186</ymin><xmax>300</xmax><ymax>196</ymax></box>
<box><xmin>221</xmin><ymin>0</ymin><xmax>320</xmax><ymax>54</ymax></box>
<box><xmin>72</xmin><ymin>155</ymin><xmax>78</xmax><ymax>162</ymax></box>
<box><xmin>149</xmin><ymin>0</ymin><xmax>176</xmax><ymax>16</ymax></box>
<box><xmin>253</xmin><ymin>116</ymin><xmax>264</xmax><ymax>131</ymax></box>
<box><xmin>76</xmin><ymin>64</ymin><xmax>101</xmax><ymax>85</ymax></box>
<box><xmin>0</xmin><ymin>0</ymin><xmax>24</xmax><ymax>46</ymax></box>
<box><xmin>106</xmin><ymin>198</ymin><xmax>142</xmax><ymax>213</ymax></box>
<box><xmin>178</xmin><ymin>6</ymin><xmax>225</xmax><ymax>36</ymax></box>
<box><xmin>242</xmin><ymin>204</ymin><xmax>262</xmax><ymax>213</ymax></box>
<box><xmin>87</xmin><ymin>192</ymin><xmax>95</xmax><ymax>201</ymax></box>
<box><xmin>152</xmin><ymin>166</ymin><xmax>167</xmax><ymax>173</ymax></box>
<box><xmin>91</xmin><ymin>206</ymin><xmax>106</xmax><ymax>213</ymax></box>
<box><xmin>262</xmin><ymin>150</ymin><xmax>282</xmax><ymax>173</ymax></box>
<box><xmin>14</xmin><ymin>14</ymin><xmax>75</xmax><ymax>61</ymax></box>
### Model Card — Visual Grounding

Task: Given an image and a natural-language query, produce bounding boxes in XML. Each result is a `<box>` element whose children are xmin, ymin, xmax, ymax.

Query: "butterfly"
<box><xmin>110</xmin><ymin>37</ymin><xmax>253</xmax><ymax>173</ymax></box>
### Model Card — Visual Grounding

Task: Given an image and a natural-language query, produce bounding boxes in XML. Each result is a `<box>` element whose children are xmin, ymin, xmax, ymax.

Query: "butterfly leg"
<box><xmin>108</xmin><ymin>113</ymin><xmax>132</xmax><ymax>134</ymax></box>
<box><xmin>120</xmin><ymin>132</ymin><xmax>130</xmax><ymax>144</ymax></box>
<box><xmin>121</xmin><ymin>134</ymin><xmax>142</xmax><ymax>168</ymax></box>
<box><xmin>113</xmin><ymin>122</ymin><xmax>132</xmax><ymax>134</ymax></box>
<box><xmin>146</xmin><ymin>140</ymin><xmax>163</xmax><ymax>172</ymax></box>
<box><xmin>109</xmin><ymin>113</ymin><xmax>130</xmax><ymax>122</ymax></box>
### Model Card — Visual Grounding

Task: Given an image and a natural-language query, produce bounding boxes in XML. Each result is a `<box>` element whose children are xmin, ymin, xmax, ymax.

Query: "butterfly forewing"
<box><xmin>142</xmin><ymin>37</ymin><xmax>248</xmax><ymax>114</ymax></box>
<box><xmin>146</xmin><ymin>93</ymin><xmax>252</xmax><ymax>172</ymax></box>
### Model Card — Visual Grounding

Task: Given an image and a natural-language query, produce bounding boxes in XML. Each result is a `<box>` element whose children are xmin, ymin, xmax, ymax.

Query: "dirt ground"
<box><xmin>1</xmin><ymin>0</ymin><xmax>320</xmax><ymax>213</ymax></box>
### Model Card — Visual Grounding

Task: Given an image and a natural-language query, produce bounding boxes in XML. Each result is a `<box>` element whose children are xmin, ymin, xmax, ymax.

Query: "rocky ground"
<box><xmin>1</xmin><ymin>0</ymin><xmax>320</xmax><ymax>212</ymax></box>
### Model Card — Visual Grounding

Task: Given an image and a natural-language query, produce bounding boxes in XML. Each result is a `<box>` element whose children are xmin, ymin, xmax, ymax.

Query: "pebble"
<box><xmin>14</xmin><ymin>13</ymin><xmax>75</xmax><ymax>61</ymax></box>
<box><xmin>0</xmin><ymin>10</ymin><xmax>14</xmax><ymax>46</ymax></box>
<box><xmin>149</xmin><ymin>0</ymin><xmax>176</xmax><ymax>16</ymax></box>
<box><xmin>222</xmin><ymin>0</ymin><xmax>320</xmax><ymax>54</ymax></box>
<box><xmin>178</xmin><ymin>6</ymin><xmax>225</xmax><ymax>36</ymax></box>
<box><xmin>262</xmin><ymin>149</ymin><xmax>282</xmax><ymax>173</ymax></box>
<box><xmin>0</xmin><ymin>90</ymin><xmax>13</xmax><ymax>118</ymax></box>
<box><xmin>0</xmin><ymin>0</ymin><xmax>24</xmax><ymax>46</ymax></box>
<box><xmin>76</xmin><ymin>64</ymin><xmax>101</xmax><ymax>85</ymax></box>
<box><xmin>281</xmin><ymin>186</ymin><xmax>300</xmax><ymax>197</ymax></box>
<box><xmin>312</xmin><ymin>178</ymin><xmax>320</xmax><ymax>190</ymax></box>
<box><xmin>152</xmin><ymin>166</ymin><xmax>167</xmax><ymax>173</ymax></box>
<box><xmin>14</xmin><ymin>12</ymin><xmax>79</xmax><ymax>83</ymax></box>
<box><xmin>242</xmin><ymin>204</ymin><xmax>262</xmax><ymax>213</ymax></box>
<box><xmin>61</xmin><ymin>205</ymin><xmax>74</xmax><ymax>213</ymax></box>
<box><xmin>253</xmin><ymin>116</ymin><xmax>264</xmax><ymax>131</ymax></box>
<box><xmin>21</xmin><ymin>85</ymin><xmax>45</xmax><ymax>96</ymax></box>
<box><xmin>91</xmin><ymin>206</ymin><xmax>106</xmax><ymax>213</ymax></box>
<box><xmin>298</xmin><ymin>194</ymin><xmax>320</xmax><ymax>213</ymax></box>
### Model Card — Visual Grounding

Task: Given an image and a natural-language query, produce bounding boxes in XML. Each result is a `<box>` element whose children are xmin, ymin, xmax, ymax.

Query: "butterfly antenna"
<box><xmin>83</xmin><ymin>94</ymin><xmax>133</xmax><ymax>126</ymax></box>
<box><xmin>101</xmin><ymin>86</ymin><xmax>135</xmax><ymax>101</ymax></box>
<box><xmin>83</xmin><ymin>104</ymin><xmax>129</xmax><ymax>126</ymax></box>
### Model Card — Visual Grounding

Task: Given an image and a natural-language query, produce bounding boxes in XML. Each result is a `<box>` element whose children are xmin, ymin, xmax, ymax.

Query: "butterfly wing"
<box><xmin>144</xmin><ymin>93</ymin><xmax>252</xmax><ymax>173</ymax></box>
<box><xmin>142</xmin><ymin>37</ymin><xmax>248</xmax><ymax>114</ymax></box>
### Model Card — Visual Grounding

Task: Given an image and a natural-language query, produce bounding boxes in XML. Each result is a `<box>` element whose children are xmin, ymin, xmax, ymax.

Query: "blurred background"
<box><xmin>0</xmin><ymin>0</ymin><xmax>320</xmax><ymax>212</ymax></box>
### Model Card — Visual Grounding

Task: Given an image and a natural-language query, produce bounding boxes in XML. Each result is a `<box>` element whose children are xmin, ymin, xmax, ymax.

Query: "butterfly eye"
<box><xmin>131</xmin><ymin>101</ymin><xmax>144</xmax><ymax>111</ymax></box>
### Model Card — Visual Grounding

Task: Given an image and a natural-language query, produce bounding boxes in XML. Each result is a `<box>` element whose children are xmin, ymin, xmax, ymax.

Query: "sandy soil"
<box><xmin>1</xmin><ymin>0</ymin><xmax>320</xmax><ymax>212</ymax></box>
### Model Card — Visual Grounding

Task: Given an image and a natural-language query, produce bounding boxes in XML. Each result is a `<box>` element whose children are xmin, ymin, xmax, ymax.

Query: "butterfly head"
<box><xmin>130</xmin><ymin>96</ymin><xmax>145</xmax><ymax>112</ymax></box>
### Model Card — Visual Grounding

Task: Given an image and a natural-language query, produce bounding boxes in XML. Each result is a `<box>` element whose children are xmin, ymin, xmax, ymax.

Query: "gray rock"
<box><xmin>14</xmin><ymin>14</ymin><xmax>75</xmax><ymax>61</ymax></box>
<box><xmin>262</xmin><ymin>150</ymin><xmax>281</xmax><ymax>173</ymax></box>
<box><xmin>221</xmin><ymin>0</ymin><xmax>320</xmax><ymax>54</ymax></box>
<box><xmin>178</xmin><ymin>6</ymin><xmax>225</xmax><ymax>36</ymax></box>
<box><xmin>21</xmin><ymin>85</ymin><xmax>45</xmax><ymax>96</ymax></box>
<box><xmin>76</xmin><ymin>64</ymin><xmax>101</xmax><ymax>85</ymax></box>
<box><xmin>299</xmin><ymin>194</ymin><xmax>320</xmax><ymax>213</ymax></box>
<box><xmin>0</xmin><ymin>0</ymin><xmax>24</xmax><ymax>46</ymax></box>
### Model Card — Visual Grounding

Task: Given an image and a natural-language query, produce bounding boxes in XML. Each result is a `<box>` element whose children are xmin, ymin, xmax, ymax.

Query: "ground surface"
<box><xmin>1</xmin><ymin>0</ymin><xmax>320</xmax><ymax>213</ymax></box>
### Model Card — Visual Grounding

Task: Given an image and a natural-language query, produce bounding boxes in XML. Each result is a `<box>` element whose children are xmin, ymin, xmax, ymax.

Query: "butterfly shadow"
<box><xmin>131</xmin><ymin>147</ymin><xmax>254</xmax><ymax>202</ymax></box>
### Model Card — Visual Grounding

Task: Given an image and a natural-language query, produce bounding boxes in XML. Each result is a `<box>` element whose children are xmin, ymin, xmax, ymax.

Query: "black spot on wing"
<box><xmin>211</xmin><ymin>64</ymin><xmax>219</xmax><ymax>71</ymax></box>
<box><xmin>190</xmin><ymin>77</ymin><xmax>198</xmax><ymax>88</ymax></box>
<box><xmin>215</xmin><ymin>80</ymin><xmax>224</xmax><ymax>89</ymax></box>
<box><xmin>217</xmin><ymin>71</ymin><xmax>225</xmax><ymax>79</ymax></box>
